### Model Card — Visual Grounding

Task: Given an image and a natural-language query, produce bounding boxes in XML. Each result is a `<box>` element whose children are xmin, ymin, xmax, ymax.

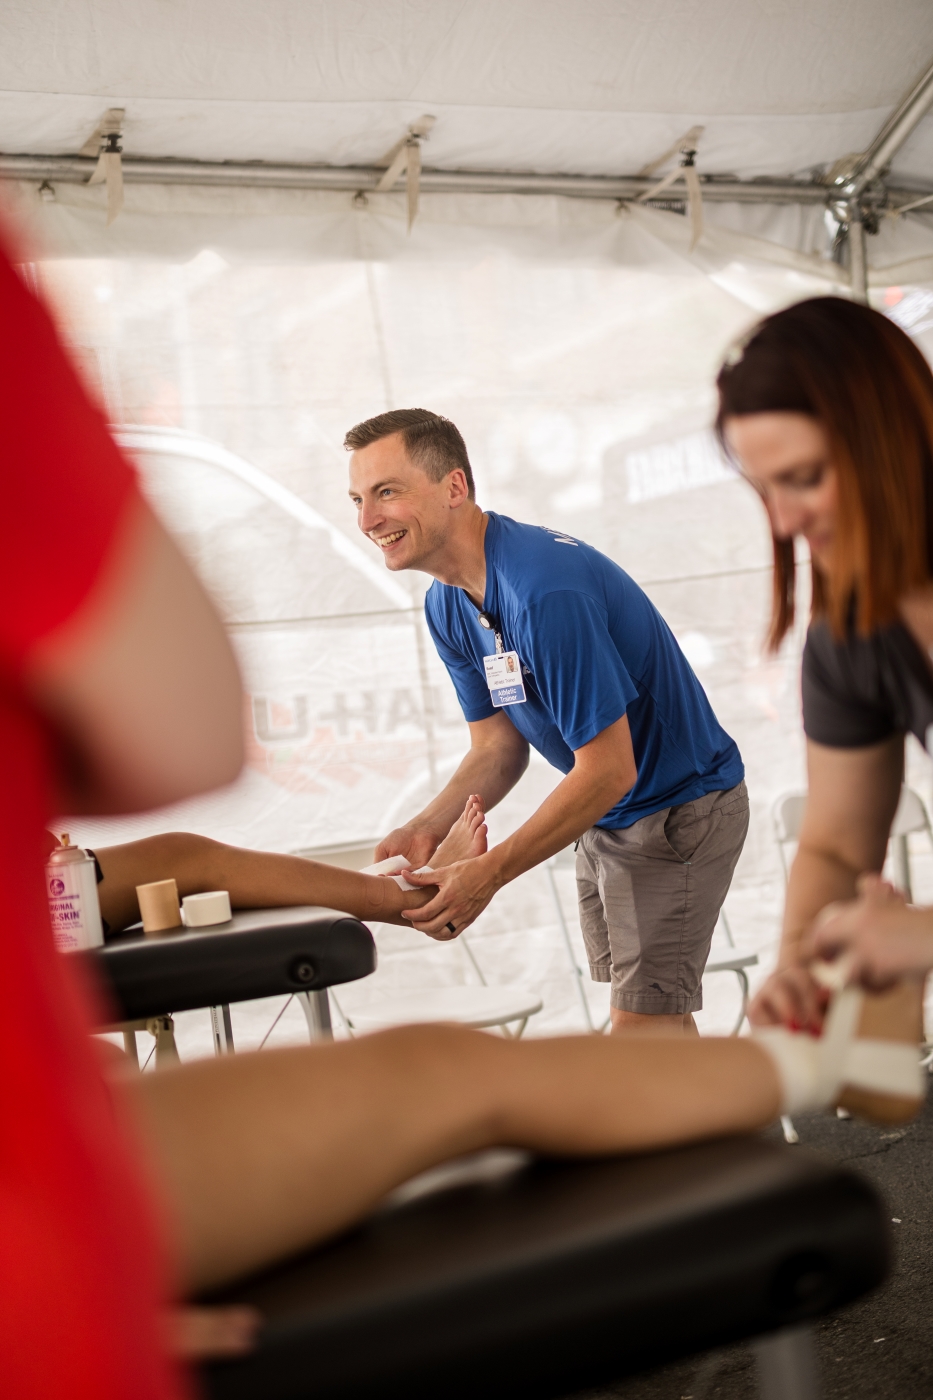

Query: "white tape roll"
<box><xmin>182</xmin><ymin>890</ymin><xmax>232</xmax><ymax>928</ymax></box>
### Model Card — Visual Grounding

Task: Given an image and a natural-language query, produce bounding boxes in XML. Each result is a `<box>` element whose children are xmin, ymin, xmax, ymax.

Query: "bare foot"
<box><xmin>433</xmin><ymin>794</ymin><xmax>487</xmax><ymax>866</ymax></box>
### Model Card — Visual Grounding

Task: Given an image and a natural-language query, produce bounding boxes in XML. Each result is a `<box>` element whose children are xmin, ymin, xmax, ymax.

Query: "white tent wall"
<box><xmin>8</xmin><ymin>179</ymin><xmax>933</xmax><ymax>281</ymax></box>
<box><xmin>32</xmin><ymin>223</ymin><xmax>933</xmax><ymax>1039</ymax></box>
<box><xmin>8</xmin><ymin>1</ymin><xmax>933</xmax><ymax>1039</ymax></box>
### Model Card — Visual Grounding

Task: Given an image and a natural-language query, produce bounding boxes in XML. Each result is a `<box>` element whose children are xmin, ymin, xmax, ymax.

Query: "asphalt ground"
<box><xmin>577</xmin><ymin>1093</ymin><xmax>933</xmax><ymax>1400</ymax></box>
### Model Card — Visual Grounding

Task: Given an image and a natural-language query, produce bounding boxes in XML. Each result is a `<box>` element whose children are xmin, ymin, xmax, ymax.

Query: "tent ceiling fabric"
<box><xmin>4</xmin><ymin>0</ymin><xmax>933</xmax><ymax>183</ymax></box>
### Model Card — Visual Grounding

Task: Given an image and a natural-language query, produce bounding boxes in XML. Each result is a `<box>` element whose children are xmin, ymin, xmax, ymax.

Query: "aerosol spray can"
<box><xmin>45</xmin><ymin>834</ymin><xmax>104</xmax><ymax>952</ymax></box>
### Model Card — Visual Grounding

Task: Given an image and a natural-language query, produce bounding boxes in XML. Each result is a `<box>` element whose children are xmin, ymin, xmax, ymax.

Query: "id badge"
<box><xmin>483</xmin><ymin>650</ymin><xmax>527</xmax><ymax>707</ymax></box>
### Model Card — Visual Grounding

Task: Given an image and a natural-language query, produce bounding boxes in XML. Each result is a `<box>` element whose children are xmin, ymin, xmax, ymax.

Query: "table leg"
<box><xmin>299</xmin><ymin>989</ymin><xmax>333</xmax><ymax>1041</ymax></box>
<box><xmin>122</xmin><ymin>1028</ymin><xmax>140</xmax><ymax>1067</ymax></box>
<box><xmin>210</xmin><ymin>1003</ymin><xmax>235</xmax><ymax>1054</ymax></box>
<box><xmin>754</xmin><ymin>1324</ymin><xmax>818</xmax><ymax>1400</ymax></box>
<box><xmin>146</xmin><ymin>1015</ymin><xmax>180</xmax><ymax>1067</ymax></box>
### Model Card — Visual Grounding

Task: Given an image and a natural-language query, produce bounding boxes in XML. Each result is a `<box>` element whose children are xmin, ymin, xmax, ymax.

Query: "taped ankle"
<box><xmin>362</xmin><ymin>857</ymin><xmax>433</xmax><ymax>892</ymax></box>
<box><xmin>754</xmin><ymin>1028</ymin><xmax>824</xmax><ymax>1115</ymax></box>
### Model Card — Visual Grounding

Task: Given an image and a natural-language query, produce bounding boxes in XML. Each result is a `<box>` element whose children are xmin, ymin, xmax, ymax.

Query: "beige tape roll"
<box><xmin>137</xmin><ymin>879</ymin><xmax>181</xmax><ymax>935</ymax></box>
<box><xmin>182</xmin><ymin>890</ymin><xmax>232</xmax><ymax>928</ymax></box>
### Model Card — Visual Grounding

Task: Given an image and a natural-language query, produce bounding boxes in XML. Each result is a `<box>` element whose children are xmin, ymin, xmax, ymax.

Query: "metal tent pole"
<box><xmin>827</xmin><ymin>53</ymin><xmax>933</xmax><ymax>293</ymax></box>
<box><xmin>0</xmin><ymin>151</ymin><xmax>929</xmax><ymax>211</ymax></box>
<box><xmin>847</xmin><ymin>204</ymin><xmax>869</xmax><ymax>304</ymax></box>
<box><xmin>845</xmin><ymin>58</ymin><xmax>933</xmax><ymax>198</ymax></box>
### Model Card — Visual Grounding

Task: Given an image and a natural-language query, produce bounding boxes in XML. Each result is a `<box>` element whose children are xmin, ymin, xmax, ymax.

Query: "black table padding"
<box><xmin>201</xmin><ymin>1135</ymin><xmax>888</xmax><ymax>1400</ymax></box>
<box><xmin>80</xmin><ymin>906</ymin><xmax>376</xmax><ymax>1021</ymax></box>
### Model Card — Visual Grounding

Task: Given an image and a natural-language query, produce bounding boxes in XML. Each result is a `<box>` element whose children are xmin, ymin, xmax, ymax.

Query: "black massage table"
<box><xmin>79</xmin><ymin>905</ymin><xmax>377</xmax><ymax>1049</ymax></box>
<box><xmin>201</xmin><ymin>1135</ymin><xmax>887</xmax><ymax>1400</ymax></box>
<box><xmin>78</xmin><ymin>912</ymin><xmax>887</xmax><ymax>1398</ymax></box>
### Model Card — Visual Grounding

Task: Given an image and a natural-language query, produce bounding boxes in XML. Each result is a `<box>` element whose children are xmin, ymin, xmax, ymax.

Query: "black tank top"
<box><xmin>802</xmin><ymin>617</ymin><xmax>933</xmax><ymax>751</ymax></box>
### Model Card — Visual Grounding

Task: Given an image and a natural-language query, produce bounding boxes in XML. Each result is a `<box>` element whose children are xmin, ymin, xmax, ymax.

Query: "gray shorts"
<box><xmin>576</xmin><ymin>781</ymin><xmax>749</xmax><ymax>1015</ymax></box>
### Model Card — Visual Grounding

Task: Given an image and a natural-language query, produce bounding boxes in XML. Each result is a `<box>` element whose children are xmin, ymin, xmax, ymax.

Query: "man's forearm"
<box><xmin>406</xmin><ymin>744</ymin><xmax>527</xmax><ymax>845</ymax></box>
<box><xmin>402</xmin><ymin>713</ymin><xmax>636</xmax><ymax>936</ymax></box>
<box><xmin>485</xmin><ymin>766</ymin><xmax>627</xmax><ymax>887</ymax></box>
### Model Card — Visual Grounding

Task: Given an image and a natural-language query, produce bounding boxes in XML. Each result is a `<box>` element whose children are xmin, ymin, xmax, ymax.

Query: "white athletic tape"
<box><xmin>390</xmin><ymin>865</ymin><xmax>433</xmax><ymax>891</ymax></box>
<box><xmin>362</xmin><ymin>856</ymin><xmax>412</xmax><ymax>876</ymax></box>
<box><xmin>755</xmin><ymin>984</ymin><xmax>924</xmax><ymax>1115</ymax></box>
<box><xmin>846</xmin><ymin>1040</ymin><xmax>927</xmax><ymax>1099</ymax></box>
<box><xmin>754</xmin><ymin>1028</ymin><xmax>821</xmax><ymax>1115</ymax></box>
<box><xmin>810</xmin><ymin>955</ymin><xmax>855</xmax><ymax>993</ymax></box>
<box><xmin>815</xmin><ymin>985</ymin><xmax>863</xmax><ymax>1101</ymax></box>
<box><xmin>361</xmin><ymin>858</ymin><xmax>434</xmax><ymax>892</ymax></box>
<box><xmin>182</xmin><ymin>890</ymin><xmax>232</xmax><ymax>927</ymax></box>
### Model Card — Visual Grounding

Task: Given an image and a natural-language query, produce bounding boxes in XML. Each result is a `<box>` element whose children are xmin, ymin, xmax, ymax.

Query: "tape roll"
<box><xmin>137</xmin><ymin>878</ymin><xmax>181</xmax><ymax>935</ymax></box>
<box><xmin>183</xmin><ymin>890</ymin><xmax>232</xmax><ymax>928</ymax></box>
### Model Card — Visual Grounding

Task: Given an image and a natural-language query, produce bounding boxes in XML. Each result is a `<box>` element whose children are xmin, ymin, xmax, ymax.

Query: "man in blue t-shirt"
<box><xmin>346</xmin><ymin>409</ymin><xmax>748</xmax><ymax>1035</ymax></box>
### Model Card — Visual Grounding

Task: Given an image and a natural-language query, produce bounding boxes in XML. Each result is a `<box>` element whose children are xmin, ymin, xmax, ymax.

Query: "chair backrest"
<box><xmin>890</xmin><ymin>786</ymin><xmax>931</xmax><ymax>838</ymax></box>
<box><xmin>290</xmin><ymin>838</ymin><xmax>378</xmax><ymax>871</ymax></box>
<box><xmin>548</xmin><ymin>845</ymin><xmax>578</xmax><ymax>871</ymax></box>
<box><xmin>772</xmin><ymin>791</ymin><xmax>807</xmax><ymax>845</ymax></box>
<box><xmin>773</xmin><ymin>786</ymin><xmax>931</xmax><ymax>845</ymax></box>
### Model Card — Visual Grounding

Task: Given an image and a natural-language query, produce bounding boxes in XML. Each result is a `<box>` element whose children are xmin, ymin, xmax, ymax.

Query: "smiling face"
<box><xmin>348</xmin><ymin>431</ymin><xmax>469</xmax><ymax>574</ymax></box>
<box><xmin>724</xmin><ymin>412</ymin><xmax>840</xmax><ymax>572</ymax></box>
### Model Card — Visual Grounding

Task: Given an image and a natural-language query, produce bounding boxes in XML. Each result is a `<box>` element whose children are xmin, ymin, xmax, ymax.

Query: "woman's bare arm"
<box><xmin>781</xmin><ymin>735</ymin><xmax>903</xmax><ymax>961</ymax></box>
<box><xmin>751</xmin><ymin>734</ymin><xmax>903</xmax><ymax>1026</ymax></box>
<box><xmin>26</xmin><ymin>498</ymin><xmax>243</xmax><ymax>814</ymax></box>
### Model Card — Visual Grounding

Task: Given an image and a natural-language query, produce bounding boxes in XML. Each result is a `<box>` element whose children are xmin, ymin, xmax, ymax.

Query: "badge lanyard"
<box><xmin>477</xmin><ymin>610</ymin><xmax>526</xmax><ymax>708</ymax></box>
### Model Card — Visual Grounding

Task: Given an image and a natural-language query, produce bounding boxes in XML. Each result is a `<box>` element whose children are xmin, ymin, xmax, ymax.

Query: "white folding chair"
<box><xmin>546</xmin><ymin>846</ymin><xmax>598</xmax><ymax>1030</ymax></box>
<box><xmin>547</xmin><ymin>846</ymin><xmax>757</xmax><ymax>1036</ymax></box>
<box><xmin>772</xmin><ymin>792</ymin><xmax>809</xmax><ymax>883</ymax></box>
<box><xmin>705</xmin><ymin>911</ymin><xmax>759</xmax><ymax>1037</ymax></box>
<box><xmin>293</xmin><ymin>839</ymin><xmax>543</xmax><ymax>1040</ymax></box>
<box><xmin>888</xmin><ymin>787</ymin><xmax>933</xmax><ymax>899</ymax></box>
<box><xmin>772</xmin><ymin>785</ymin><xmax>933</xmax><ymax>898</ymax></box>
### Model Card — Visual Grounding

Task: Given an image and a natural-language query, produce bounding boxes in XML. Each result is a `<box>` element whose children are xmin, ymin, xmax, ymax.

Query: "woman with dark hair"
<box><xmin>715</xmin><ymin>295</ymin><xmax>933</xmax><ymax>1017</ymax></box>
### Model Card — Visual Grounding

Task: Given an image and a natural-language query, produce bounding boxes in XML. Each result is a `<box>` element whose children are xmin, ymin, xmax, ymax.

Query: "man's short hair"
<box><xmin>343</xmin><ymin>409</ymin><xmax>475</xmax><ymax>499</ymax></box>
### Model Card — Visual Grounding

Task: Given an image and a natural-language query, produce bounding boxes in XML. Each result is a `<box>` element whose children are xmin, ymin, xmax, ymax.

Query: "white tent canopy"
<box><xmin>4</xmin><ymin>0</ymin><xmax>933</xmax><ymax>279</ymax></box>
<box><xmin>3</xmin><ymin>0</ymin><xmax>933</xmax><ymax>180</ymax></box>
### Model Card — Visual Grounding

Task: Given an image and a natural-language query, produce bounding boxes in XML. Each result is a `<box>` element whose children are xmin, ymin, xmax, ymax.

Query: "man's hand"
<box><xmin>374</xmin><ymin>823</ymin><xmax>441</xmax><ymax>869</ymax></box>
<box><xmin>803</xmin><ymin>874</ymin><xmax>933</xmax><ymax>990</ymax></box>
<box><xmin>401</xmin><ymin>853</ymin><xmax>503</xmax><ymax>939</ymax></box>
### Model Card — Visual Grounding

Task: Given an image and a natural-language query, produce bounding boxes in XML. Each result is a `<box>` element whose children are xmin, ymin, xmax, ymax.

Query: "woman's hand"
<box><xmin>803</xmin><ymin>874</ymin><xmax>933</xmax><ymax>990</ymax></box>
<box><xmin>748</xmin><ymin>964</ymin><xmax>828</xmax><ymax>1031</ymax></box>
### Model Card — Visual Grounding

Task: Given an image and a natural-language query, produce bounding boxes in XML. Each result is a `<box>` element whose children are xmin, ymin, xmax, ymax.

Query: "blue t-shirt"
<box><xmin>424</xmin><ymin>512</ymin><xmax>743</xmax><ymax>829</ymax></box>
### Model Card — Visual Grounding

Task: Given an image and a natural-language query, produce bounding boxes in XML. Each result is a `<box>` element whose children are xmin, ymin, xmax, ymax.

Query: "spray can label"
<box><xmin>46</xmin><ymin>857</ymin><xmax>104</xmax><ymax>952</ymax></box>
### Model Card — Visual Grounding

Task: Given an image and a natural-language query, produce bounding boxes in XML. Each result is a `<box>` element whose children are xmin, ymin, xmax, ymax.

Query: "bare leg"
<box><xmin>126</xmin><ymin>1027</ymin><xmax>781</xmax><ymax>1292</ymax></box>
<box><xmin>93</xmin><ymin>798</ymin><xmax>489</xmax><ymax>935</ymax></box>
<box><xmin>610</xmin><ymin>1008</ymin><xmax>699</xmax><ymax>1037</ymax></box>
<box><xmin>93</xmin><ymin>833</ymin><xmax>437</xmax><ymax>933</ymax></box>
